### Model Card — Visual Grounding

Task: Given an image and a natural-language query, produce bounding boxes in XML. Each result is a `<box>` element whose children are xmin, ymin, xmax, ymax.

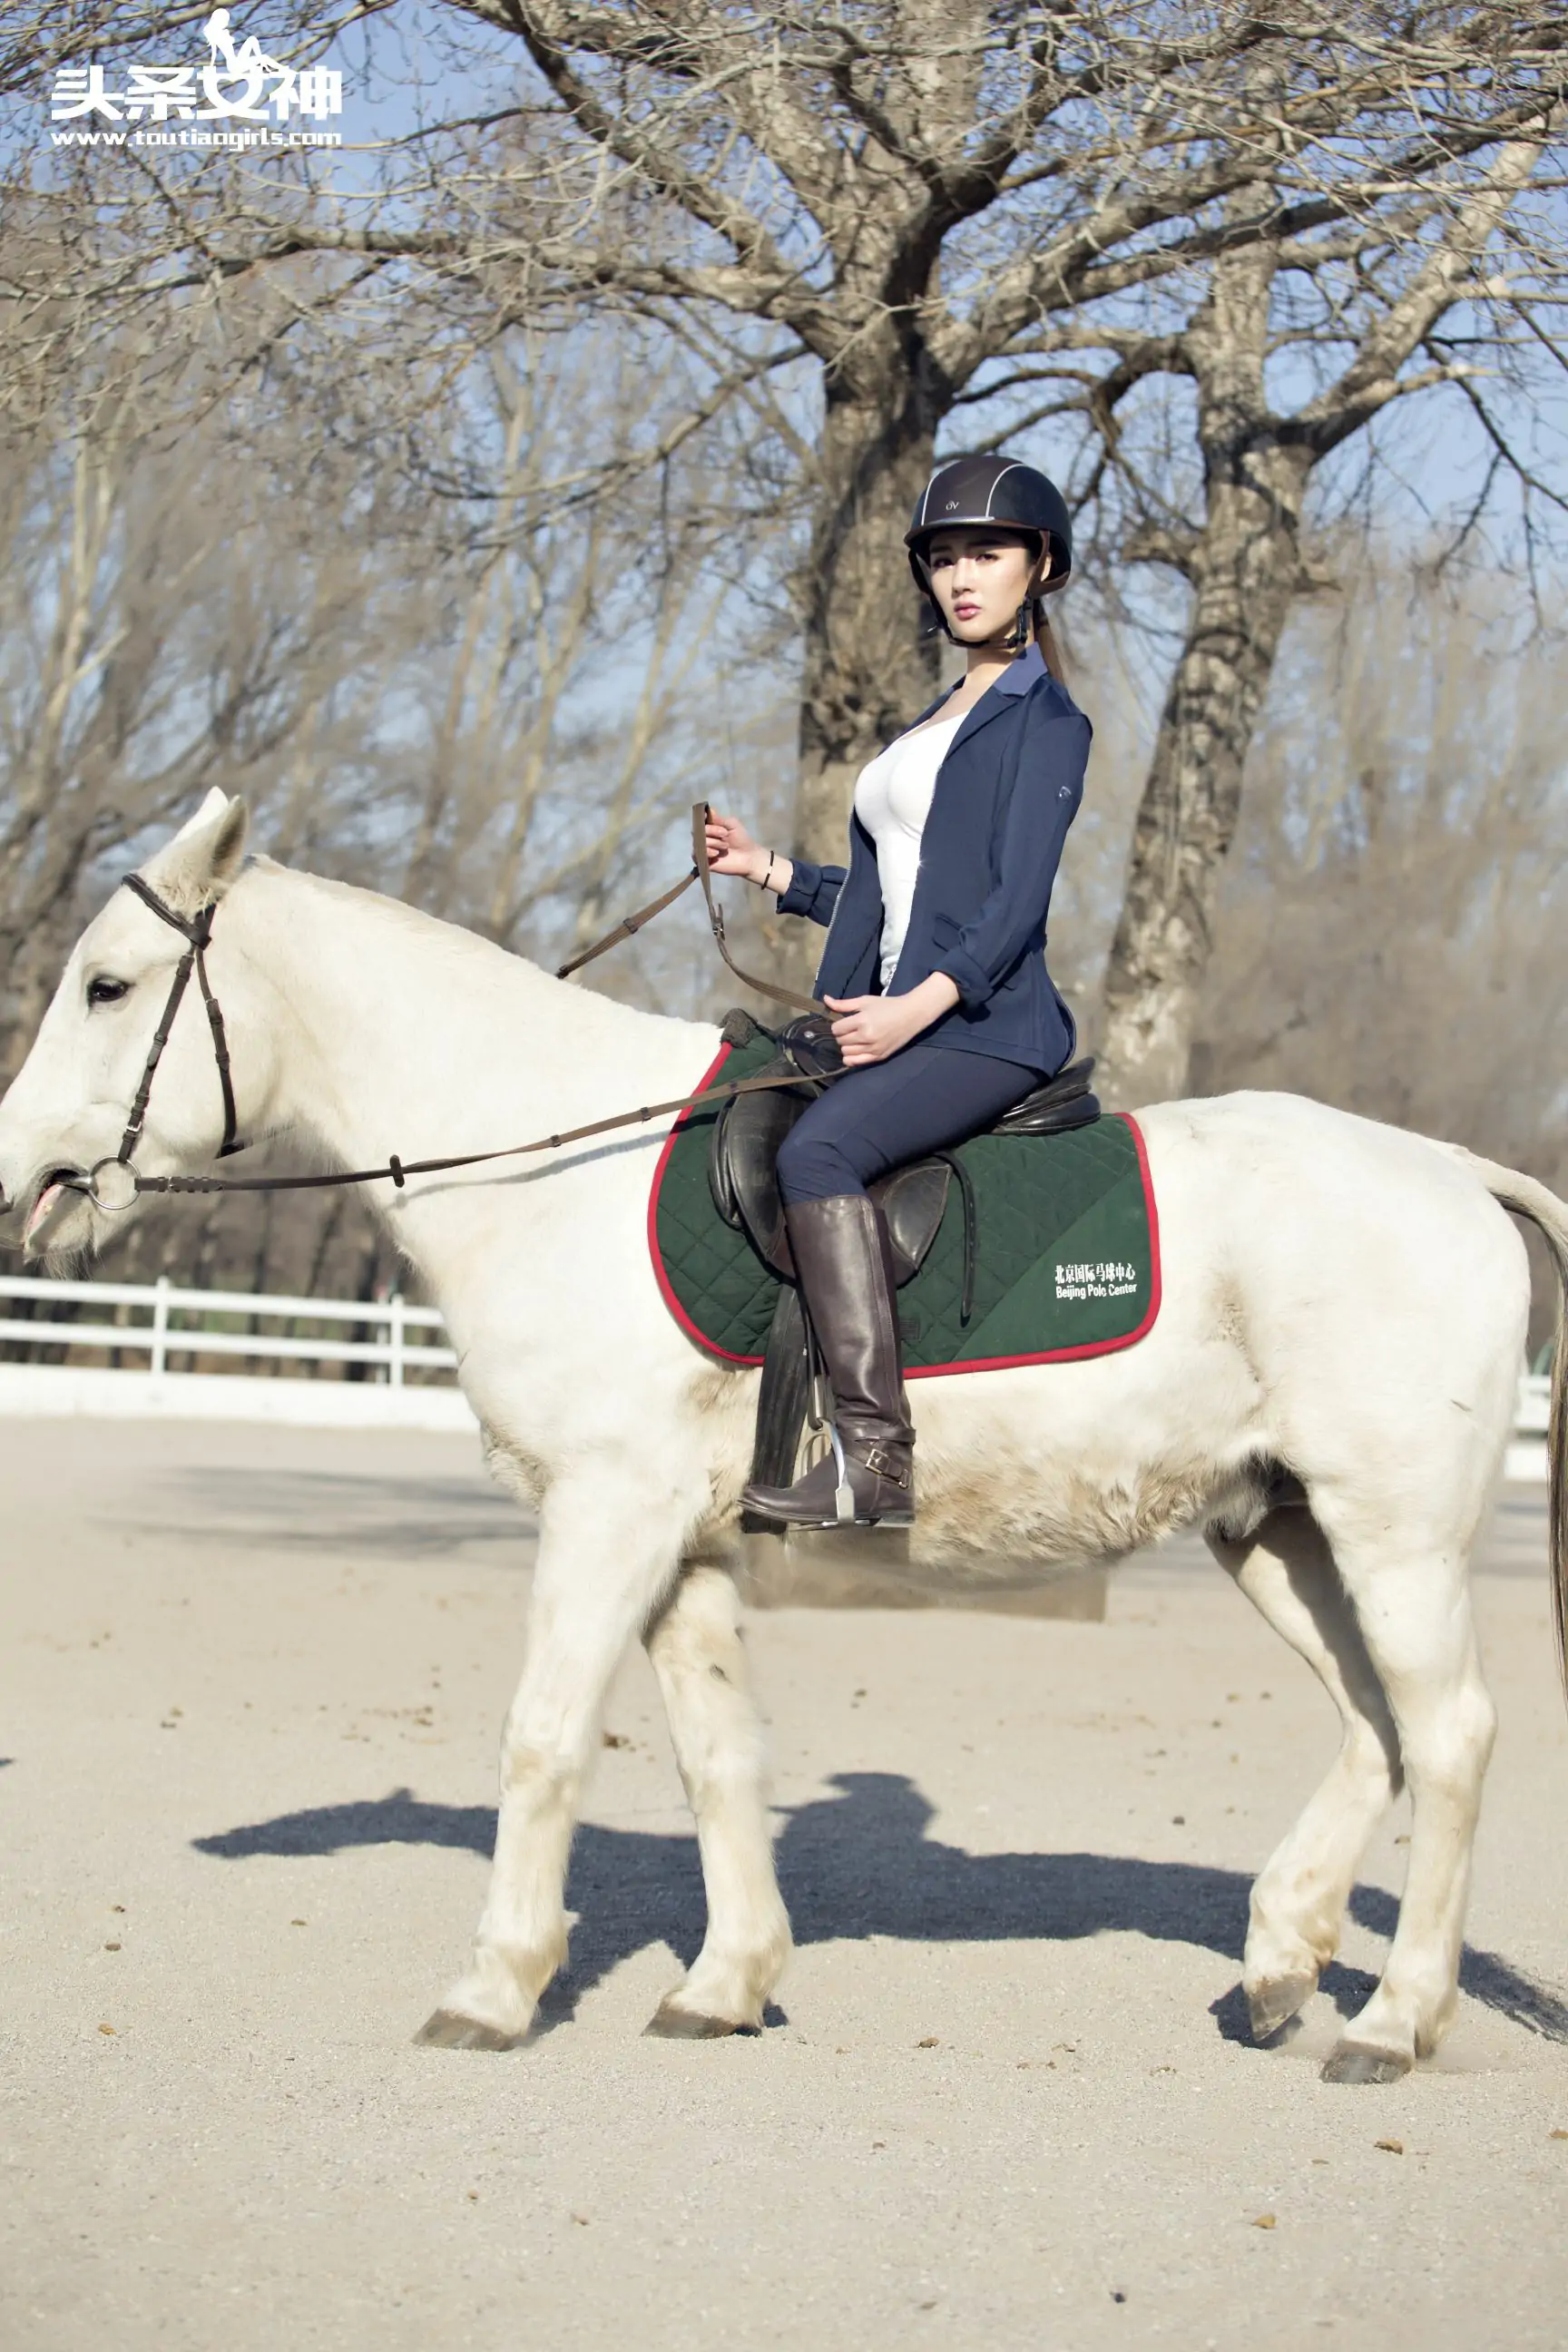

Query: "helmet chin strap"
<box><xmin>961</xmin><ymin>603</ymin><xmax>1031</xmax><ymax>654</ymax></box>
<box><xmin>930</xmin><ymin>592</ymin><xmax>1042</xmax><ymax>656</ymax></box>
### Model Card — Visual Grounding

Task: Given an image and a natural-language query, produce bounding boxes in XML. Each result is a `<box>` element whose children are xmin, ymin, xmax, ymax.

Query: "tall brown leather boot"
<box><xmin>741</xmin><ymin>1192</ymin><xmax>916</xmax><ymax>1528</ymax></box>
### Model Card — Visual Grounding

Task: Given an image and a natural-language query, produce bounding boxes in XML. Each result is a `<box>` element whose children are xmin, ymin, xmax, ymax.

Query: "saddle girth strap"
<box><xmin>929</xmin><ymin>1148</ymin><xmax>978</xmax><ymax>1326</ymax></box>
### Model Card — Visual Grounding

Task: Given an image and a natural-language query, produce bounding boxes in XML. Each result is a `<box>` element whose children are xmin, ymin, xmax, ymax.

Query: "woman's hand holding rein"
<box><xmin>823</xmin><ymin>976</ymin><xmax>960</xmax><ymax>1066</ymax></box>
<box><xmin>704</xmin><ymin>811</ymin><xmax>792</xmax><ymax>900</ymax></box>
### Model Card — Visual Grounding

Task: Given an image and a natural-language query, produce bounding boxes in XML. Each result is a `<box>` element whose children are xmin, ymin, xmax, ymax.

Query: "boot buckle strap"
<box><xmin>860</xmin><ymin>1443</ymin><xmax>910</xmax><ymax>1486</ymax></box>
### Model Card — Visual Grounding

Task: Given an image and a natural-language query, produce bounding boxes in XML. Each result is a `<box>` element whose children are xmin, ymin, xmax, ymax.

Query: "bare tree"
<box><xmin>14</xmin><ymin>0</ymin><xmax>1552</xmax><ymax>1074</ymax></box>
<box><xmin>380</xmin><ymin>328</ymin><xmax>769</xmax><ymax>961</ymax></box>
<box><xmin>0</xmin><ymin>196</ymin><xmax>801</xmax><ymax>1315</ymax></box>
<box><xmin>5</xmin><ymin>5</ymin><xmax>1563</xmax><ymax>1097</ymax></box>
<box><xmin>1196</xmin><ymin>562</ymin><xmax>1568</xmax><ymax>1210</ymax></box>
<box><xmin>0</xmin><ymin>326</ymin><xmax>412</xmax><ymax>1061</ymax></box>
<box><xmin>1090</xmin><ymin>121</ymin><xmax>1566</xmax><ymax>1098</ymax></box>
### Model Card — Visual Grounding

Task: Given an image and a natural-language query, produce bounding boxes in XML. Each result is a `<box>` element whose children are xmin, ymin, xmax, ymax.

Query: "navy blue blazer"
<box><xmin>777</xmin><ymin>642</ymin><xmax>1090</xmax><ymax>1074</ymax></box>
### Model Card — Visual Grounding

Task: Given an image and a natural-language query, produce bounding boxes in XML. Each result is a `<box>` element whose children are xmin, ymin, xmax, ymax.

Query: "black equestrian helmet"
<box><xmin>906</xmin><ymin>454</ymin><xmax>1073</xmax><ymax>595</ymax></box>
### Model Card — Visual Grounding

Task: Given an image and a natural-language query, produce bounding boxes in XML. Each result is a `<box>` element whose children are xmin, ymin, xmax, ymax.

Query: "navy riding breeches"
<box><xmin>775</xmin><ymin>1043</ymin><xmax>1045</xmax><ymax>1205</ymax></box>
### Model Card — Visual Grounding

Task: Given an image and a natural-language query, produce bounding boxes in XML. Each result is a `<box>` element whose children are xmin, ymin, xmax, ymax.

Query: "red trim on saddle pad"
<box><xmin>646</xmin><ymin>1042</ymin><xmax>764</xmax><ymax>1367</ymax></box>
<box><xmin>645</xmin><ymin>1041</ymin><xmax>1163</xmax><ymax>1374</ymax></box>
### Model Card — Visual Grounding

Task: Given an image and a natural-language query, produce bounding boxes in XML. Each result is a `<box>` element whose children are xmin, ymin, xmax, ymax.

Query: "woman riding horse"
<box><xmin>705</xmin><ymin>454</ymin><xmax>1091</xmax><ymax>1531</ymax></box>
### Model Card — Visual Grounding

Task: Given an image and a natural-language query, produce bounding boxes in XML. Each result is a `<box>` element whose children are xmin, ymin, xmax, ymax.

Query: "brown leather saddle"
<box><xmin>708</xmin><ymin>1009</ymin><xmax>1102</xmax><ymax>1294</ymax></box>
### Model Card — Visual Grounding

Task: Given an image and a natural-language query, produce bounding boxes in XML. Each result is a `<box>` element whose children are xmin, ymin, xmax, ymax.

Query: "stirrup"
<box><xmin>828</xmin><ymin>1424</ymin><xmax>855</xmax><ymax>1526</ymax></box>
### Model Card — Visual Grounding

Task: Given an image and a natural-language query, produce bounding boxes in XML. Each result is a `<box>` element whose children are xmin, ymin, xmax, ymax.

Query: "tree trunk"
<box><xmin>1098</xmin><ymin>245</ymin><xmax>1311</xmax><ymax>1107</ymax></box>
<box><xmin>784</xmin><ymin>372</ymin><xmax>946</xmax><ymax>984</ymax></box>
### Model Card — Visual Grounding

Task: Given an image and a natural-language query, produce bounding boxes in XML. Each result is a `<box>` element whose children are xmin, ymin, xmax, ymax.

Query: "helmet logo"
<box><xmin>945</xmin><ymin>499</ymin><xmax>960</xmax><ymax>509</ymax></box>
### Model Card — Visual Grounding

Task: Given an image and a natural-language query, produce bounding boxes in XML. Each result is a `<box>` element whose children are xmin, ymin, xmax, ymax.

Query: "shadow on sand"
<box><xmin>193</xmin><ymin>1769</ymin><xmax>1568</xmax><ymax>2045</ymax></box>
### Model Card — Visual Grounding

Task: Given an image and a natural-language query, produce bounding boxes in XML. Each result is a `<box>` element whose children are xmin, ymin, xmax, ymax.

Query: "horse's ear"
<box><xmin>141</xmin><ymin>793</ymin><xmax>250</xmax><ymax>912</ymax></box>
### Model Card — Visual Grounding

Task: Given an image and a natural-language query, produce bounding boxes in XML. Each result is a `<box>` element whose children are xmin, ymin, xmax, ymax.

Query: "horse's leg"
<box><xmin>1306</xmin><ymin>1524</ymin><xmax>1496</xmax><ymax>2084</ymax></box>
<box><xmin>416</xmin><ymin>1466</ymin><xmax>689</xmax><ymax>2051</ymax></box>
<box><xmin>642</xmin><ymin>1563</ymin><xmax>792</xmax><ymax>2037</ymax></box>
<box><xmin>1207</xmin><ymin>1506</ymin><xmax>1402</xmax><ymax>2043</ymax></box>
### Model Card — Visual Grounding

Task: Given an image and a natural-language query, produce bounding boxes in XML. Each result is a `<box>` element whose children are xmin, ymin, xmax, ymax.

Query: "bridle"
<box><xmin>64</xmin><ymin>873</ymin><xmax>247</xmax><ymax>1215</ymax></box>
<box><xmin>64</xmin><ymin>802</ymin><xmax>838</xmax><ymax>1218</ymax></box>
<box><xmin>116</xmin><ymin>874</ymin><xmax>243</xmax><ymax>1167</ymax></box>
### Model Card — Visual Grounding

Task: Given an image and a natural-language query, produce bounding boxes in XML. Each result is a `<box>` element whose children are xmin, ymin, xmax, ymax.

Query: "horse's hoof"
<box><xmin>643</xmin><ymin>2002</ymin><xmax>752</xmax><ymax>2040</ymax></box>
<box><xmin>1248</xmin><ymin>1972</ymin><xmax>1317</xmax><ymax>2043</ymax></box>
<box><xmin>1320</xmin><ymin>2040</ymin><xmax>1412</xmax><ymax>2085</ymax></box>
<box><xmin>414</xmin><ymin>2007</ymin><xmax>525</xmax><ymax>2052</ymax></box>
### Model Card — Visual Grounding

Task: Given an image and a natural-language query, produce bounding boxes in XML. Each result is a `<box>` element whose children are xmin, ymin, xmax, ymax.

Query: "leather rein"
<box><xmin>69</xmin><ymin>802</ymin><xmax>836</xmax><ymax>1216</ymax></box>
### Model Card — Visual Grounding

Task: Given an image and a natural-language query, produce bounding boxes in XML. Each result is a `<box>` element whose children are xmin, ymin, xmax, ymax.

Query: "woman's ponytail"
<box><xmin>1034</xmin><ymin>604</ymin><xmax>1067</xmax><ymax>685</ymax></box>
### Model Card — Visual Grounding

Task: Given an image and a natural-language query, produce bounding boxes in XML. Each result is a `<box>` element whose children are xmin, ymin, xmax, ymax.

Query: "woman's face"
<box><xmin>923</xmin><ymin>527</ymin><xmax>1044</xmax><ymax>643</ymax></box>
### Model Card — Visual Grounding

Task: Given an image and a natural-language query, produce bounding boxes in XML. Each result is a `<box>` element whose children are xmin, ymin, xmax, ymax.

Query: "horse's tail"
<box><xmin>1433</xmin><ymin>1142</ymin><xmax>1568</xmax><ymax>1707</ymax></box>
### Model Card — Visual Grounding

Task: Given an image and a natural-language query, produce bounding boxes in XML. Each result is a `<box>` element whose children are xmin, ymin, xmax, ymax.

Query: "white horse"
<box><xmin>0</xmin><ymin>791</ymin><xmax>1563</xmax><ymax>2084</ymax></box>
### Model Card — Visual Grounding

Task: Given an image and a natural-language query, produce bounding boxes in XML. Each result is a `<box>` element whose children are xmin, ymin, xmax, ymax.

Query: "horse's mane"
<box><xmin>243</xmin><ymin>857</ymin><xmax>702</xmax><ymax>1049</ymax></box>
<box><xmin>250</xmin><ymin>858</ymin><xmax>527</xmax><ymax>967</ymax></box>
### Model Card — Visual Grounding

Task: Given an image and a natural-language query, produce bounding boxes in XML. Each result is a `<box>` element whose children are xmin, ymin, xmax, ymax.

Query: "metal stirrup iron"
<box><xmin>828</xmin><ymin>1425</ymin><xmax>856</xmax><ymax>1526</ymax></box>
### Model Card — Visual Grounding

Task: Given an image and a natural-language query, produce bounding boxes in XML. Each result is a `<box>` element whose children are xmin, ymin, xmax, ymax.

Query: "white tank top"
<box><xmin>852</xmin><ymin>711</ymin><xmax>965</xmax><ymax>987</ymax></box>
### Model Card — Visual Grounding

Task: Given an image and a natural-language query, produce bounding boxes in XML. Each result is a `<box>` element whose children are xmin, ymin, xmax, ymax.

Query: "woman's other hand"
<box><xmin>824</xmin><ymin>975</ymin><xmax>960</xmax><ymax>1066</ymax></box>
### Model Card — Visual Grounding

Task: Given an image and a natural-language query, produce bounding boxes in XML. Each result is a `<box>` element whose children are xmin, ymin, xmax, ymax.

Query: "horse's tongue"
<box><xmin>24</xmin><ymin>1180</ymin><xmax>64</xmax><ymax>1246</ymax></box>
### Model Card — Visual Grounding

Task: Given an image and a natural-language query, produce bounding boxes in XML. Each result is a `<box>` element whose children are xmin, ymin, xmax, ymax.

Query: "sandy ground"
<box><xmin>1</xmin><ymin>1417</ymin><xmax>1565</xmax><ymax>2352</ymax></box>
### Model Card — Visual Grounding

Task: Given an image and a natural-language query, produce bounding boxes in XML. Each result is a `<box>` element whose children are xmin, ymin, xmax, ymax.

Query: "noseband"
<box><xmin>113</xmin><ymin>873</ymin><xmax>243</xmax><ymax>1171</ymax></box>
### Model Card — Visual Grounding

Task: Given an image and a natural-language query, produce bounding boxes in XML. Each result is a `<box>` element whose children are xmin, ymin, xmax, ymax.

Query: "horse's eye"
<box><xmin>86</xmin><ymin>976</ymin><xmax>131</xmax><ymax>1008</ymax></box>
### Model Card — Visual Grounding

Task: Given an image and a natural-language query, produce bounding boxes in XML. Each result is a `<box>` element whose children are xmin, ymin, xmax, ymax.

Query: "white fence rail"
<box><xmin>0</xmin><ymin>1273</ymin><xmax>474</xmax><ymax>1432</ymax></box>
<box><xmin>0</xmin><ymin>1276</ymin><xmax>1552</xmax><ymax>1465</ymax></box>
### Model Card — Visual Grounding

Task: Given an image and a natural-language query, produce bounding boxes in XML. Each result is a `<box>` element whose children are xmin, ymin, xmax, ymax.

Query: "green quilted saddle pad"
<box><xmin>649</xmin><ymin>1034</ymin><xmax>1161</xmax><ymax>1376</ymax></box>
